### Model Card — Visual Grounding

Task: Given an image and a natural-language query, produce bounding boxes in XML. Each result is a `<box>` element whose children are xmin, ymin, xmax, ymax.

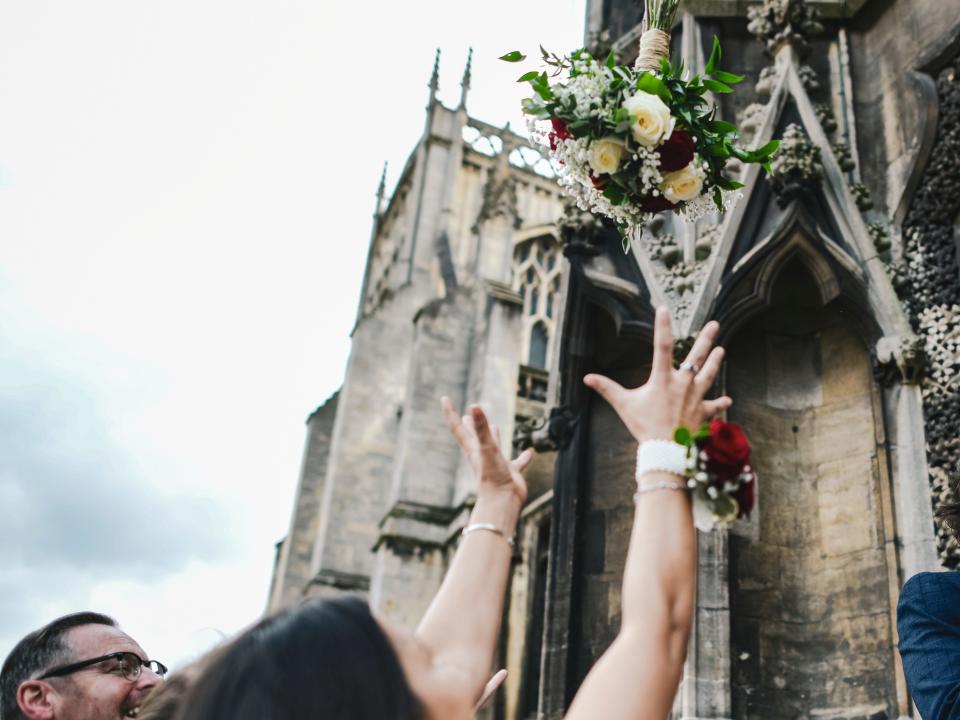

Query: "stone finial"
<box><xmin>374</xmin><ymin>161</ymin><xmax>388</xmax><ymax>216</ymax></box>
<box><xmin>459</xmin><ymin>48</ymin><xmax>473</xmax><ymax>109</ymax></box>
<box><xmin>428</xmin><ymin>48</ymin><xmax>441</xmax><ymax>102</ymax></box>
<box><xmin>769</xmin><ymin>123</ymin><xmax>823</xmax><ymax>206</ymax></box>
<box><xmin>747</xmin><ymin>0</ymin><xmax>824</xmax><ymax>58</ymax></box>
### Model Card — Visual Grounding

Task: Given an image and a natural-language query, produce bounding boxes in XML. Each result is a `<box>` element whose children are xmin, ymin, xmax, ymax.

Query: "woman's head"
<box><xmin>174</xmin><ymin>597</ymin><xmax>425</xmax><ymax>720</ymax></box>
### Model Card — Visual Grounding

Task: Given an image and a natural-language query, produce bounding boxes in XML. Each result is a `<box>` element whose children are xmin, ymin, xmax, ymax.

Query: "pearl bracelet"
<box><xmin>461</xmin><ymin>522</ymin><xmax>515</xmax><ymax>548</ymax></box>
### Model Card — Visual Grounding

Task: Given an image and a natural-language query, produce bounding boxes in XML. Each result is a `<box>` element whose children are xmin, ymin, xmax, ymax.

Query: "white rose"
<box><xmin>587</xmin><ymin>137</ymin><xmax>626</xmax><ymax>175</ymax></box>
<box><xmin>661</xmin><ymin>162</ymin><xmax>705</xmax><ymax>204</ymax></box>
<box><xmin>623</xmin><ymin>91</ymin><xmax>675</xmax><ymax>147</ymax></box>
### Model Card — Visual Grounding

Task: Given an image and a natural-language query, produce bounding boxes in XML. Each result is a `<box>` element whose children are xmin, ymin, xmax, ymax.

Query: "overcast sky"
<box><xmin>0</xmin><ymin>0</ymin><xmax>585</xmax><ymax>669</ymax></box>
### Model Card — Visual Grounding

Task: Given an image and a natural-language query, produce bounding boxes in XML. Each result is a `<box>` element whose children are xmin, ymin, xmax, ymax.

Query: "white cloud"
<box><xmin>0</xmin><ymin>0</ymin><xmax>584</xmax><ymax>667</ymax></box>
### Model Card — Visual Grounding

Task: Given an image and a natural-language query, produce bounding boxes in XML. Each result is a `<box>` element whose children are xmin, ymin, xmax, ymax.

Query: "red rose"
<box><xmin>548</xmin><ymin>118</ymin><xmax>572</xmax><ymax>150</ymax></box>
<box><xmin>639</xmin><ymin>195</ymin><xmax>677</xmax><ymax>214</ymax></box>
<box><xmin>657</xmin><ymin>129</ymin><xmax>696</xmax><ymax>172</ymax></box>
<box><xmin>590</xmin><ymin>173</ymin><xmax>609</xmax><ymax>189</ymax></box>
<box><xmin>551</xmin><ymin>117</ymin><xmax>571</xmax><ymax>140</ymax></box>
<box><xmin>701</xmin><ymin>419</ymin><xmax>751</xmax><ymax>482</ymax></box>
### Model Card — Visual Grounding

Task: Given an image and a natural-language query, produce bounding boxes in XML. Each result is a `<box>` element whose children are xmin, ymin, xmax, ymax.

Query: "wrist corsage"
<box><xmin>675</xmin><ymin>420</ymin><xmax>756</xmax><ymax>532</ymax></box>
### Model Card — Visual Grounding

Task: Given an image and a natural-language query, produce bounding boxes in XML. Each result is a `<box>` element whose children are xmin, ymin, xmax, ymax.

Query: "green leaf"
<box><xmin>540</xmin><ymin>44</ymin><xmax>550</xmax><ymax>59</ymax></box>
<box><xmin>716</xmin><ymin>176</ymin><xmax>745</xmax><ymax>190</ymax></box>
<box><xmin>703</xmin><ymin>78</ymin><xmax>734</xmax><ymax>94</ymax></box>
<box><xmin>707</xmin><ymin>142</ymin><xmax>730</xmax><ymax>158</ymax></box>
<box><xmin>712</xmin><ymin>69</ymin><xmax>744</xmax><ymax>85</ymax></box>
<box><xmin>517</xmin><ymin>71</ymin><xmax>540</xmax><ymax>83</ymax></box>
<box><xmin>753</xmin><ymin>139</ymin><xmax>781</xmax><ymax>158</ymax></box>
<box><xmin>602</xmin><ymin>184</ymin><xmax>626</xmax><ymax>205</ymax></box>
<box><xmin>636</xmin><ymin>72</ymin><xmax>673</xmax><ymax>103</ymax></box>
<box><xmin>709</xmin><ymin>120</ymin><xmax>738</xmax><ymax>135</ymax></box>
<box><xmin>674</xmin><ymin>426</ymin><xmax>693</xmax><ymax>447</ymax></box>
<box><xmin>500</xmin><ymin>51</ymin><xmax>526</xmax><ymax>63</ymax></box>
<box><xmin>693</xmin><ymin>424</ymin><xmax>712</xmax><ymax>441</ymax></box>
<box><xmin>713</xmin><ymin>186</ymin><xmax>725</xmax><ymax>211</ymax></box>
<box><xmin>705</xmin><ymin>36</ymin><xmax>722</xmax><ymax>75</ymax></box>
<box><xmin>606</xmin><ymin>49</ymin><xmax>616</xmax><ymax>69</ymax></box>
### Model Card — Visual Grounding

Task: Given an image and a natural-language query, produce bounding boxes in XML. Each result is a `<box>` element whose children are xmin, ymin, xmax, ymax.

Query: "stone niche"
<box><xmin>725</xmin><ymin>260</ymin><xmax>898</xmax><ymax>720</ymax></box>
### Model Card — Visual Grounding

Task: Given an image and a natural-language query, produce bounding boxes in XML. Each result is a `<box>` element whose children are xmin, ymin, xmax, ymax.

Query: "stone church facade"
<box><xmin>270</xmin><ymin>1</ymin><xmax>960</xmax><ymax>718</ymax></box>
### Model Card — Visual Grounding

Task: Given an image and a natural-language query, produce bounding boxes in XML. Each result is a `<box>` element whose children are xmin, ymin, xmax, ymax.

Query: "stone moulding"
<box><xmin>898</xmin><ymin>47</ymin><xmax>960</xmax><ymax>568</ymax></box>
<box><xmin>305</xmin><ymin>569</ymin><xmax>371</xmax><ymax>593</ymax></box>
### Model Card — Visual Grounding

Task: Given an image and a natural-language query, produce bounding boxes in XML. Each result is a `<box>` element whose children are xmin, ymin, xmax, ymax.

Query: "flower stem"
<box><xmin>646</xmin><ymin>0</ymin><xmax>680</xmax><ymax>31</ymax></box>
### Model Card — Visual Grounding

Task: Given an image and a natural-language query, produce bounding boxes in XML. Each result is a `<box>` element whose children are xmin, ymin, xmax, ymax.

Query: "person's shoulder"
<box><xmin>900</xmin><ymin>571</ymin><xmax>960</xmax><ymax>618</ymax></box>
<box><xmin>904</xmin><ymin>571</ymin><xmax>960</xmax><ymax>595</ymax></box>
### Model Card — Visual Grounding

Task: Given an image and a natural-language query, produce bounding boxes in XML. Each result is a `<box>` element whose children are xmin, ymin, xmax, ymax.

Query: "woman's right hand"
<box><xmin>583</xmin><ymin>306</ymin><xmax>731</xmax><ymax>444</ymax></box>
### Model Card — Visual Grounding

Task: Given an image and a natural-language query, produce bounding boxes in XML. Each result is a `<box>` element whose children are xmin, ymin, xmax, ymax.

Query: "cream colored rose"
<box><xmin>661</xmin><ymin>162</ymin><xmax>704</xmax><ymax>204</ymax></box>
<box><xmin>587</xmin><ymin>137</ymin><xmax>626</xmax><ymax>175</ymax></box>
<box><xmin>623</xmin><ymin>91</ymin><xmax>674</xmax><ymax>147</ymax></box>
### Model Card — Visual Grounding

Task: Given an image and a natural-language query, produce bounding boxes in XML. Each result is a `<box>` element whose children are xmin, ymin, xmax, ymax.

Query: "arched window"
<box><xmin>529</xmin><ymin>322</ymin><xmax>549</xmax><ymax>369</ymax></box>
<box><xmin>513</xmin><ymin>234</ymin><xmax>562</xmax><ymax>372</ymax></box>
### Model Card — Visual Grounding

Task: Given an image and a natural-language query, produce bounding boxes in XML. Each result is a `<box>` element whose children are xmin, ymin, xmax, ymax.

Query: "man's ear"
<box><xmin>17</xmin><ymin>680</ymin><xmax>57</xmax><ymax>720</ymax></box>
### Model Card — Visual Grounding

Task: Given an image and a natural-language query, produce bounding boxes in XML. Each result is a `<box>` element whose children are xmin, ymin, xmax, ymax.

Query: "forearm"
<box><xmin>415</xmin><ymin>488</ymin><xmax>521</xmax><ymax>692</ymax></box>
<box><xmin>620</xmin><ymin>471</ymin><xmax>697</xmax><ymax>653</ymax></box>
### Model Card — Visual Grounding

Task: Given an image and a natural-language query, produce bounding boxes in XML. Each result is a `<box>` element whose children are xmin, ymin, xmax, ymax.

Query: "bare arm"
<box><xmin>414</xmin><ymin>401</ymin><xmax>532</xmax><ymax>701</ymax></box>
<box><xmin>566</xmin><ymin>307</ymin><xmax>731</xmax><ymax>720</ymax></box>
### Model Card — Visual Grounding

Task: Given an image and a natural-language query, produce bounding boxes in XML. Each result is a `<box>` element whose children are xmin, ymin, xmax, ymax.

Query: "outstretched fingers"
<box><xmin>469</xmin><ymin>406</ymin><xmax>500</xmax><ymax>462</ymax></box>
<box><xmin>682</xmin><ymin>320</ymin><xmax>719</xmax><ymax>374</ymax></box>
<box><xmin>693</xmin><ymin>346</ymin><xmax>725</xmax><ymax>397</ymax></box>
<box><xmin>583</xmin><ymin>373</ymin><xmax>627</xmax><ymax>412</ymax></box>
<box><xmin>442</xmin><ymin>397</ymin><xmax>471</xmax><ymax>452</ymax></box>
<box><xmin>702</xmin><ymin>396</ymin><xmax>733</xmax><ymax>418</ymax></box>
<box><xmin>650</xmin><ymin>306</ymin><xmax>675</xmax><ymax>382</ymax></box>
<box><xmin>512</xmin><ymin>447</ymin><xmax>535</xmax><ymax>473</ymax></box>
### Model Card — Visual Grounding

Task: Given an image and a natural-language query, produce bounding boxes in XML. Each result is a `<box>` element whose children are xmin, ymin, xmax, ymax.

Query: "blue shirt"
<box><xmin>898</xmin><ymin>572</ymin><xmax>960</xmax><ymax>719</ymax></box>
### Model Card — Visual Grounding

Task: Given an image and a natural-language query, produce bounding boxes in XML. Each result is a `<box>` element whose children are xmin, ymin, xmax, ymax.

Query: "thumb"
<box><xmin>583</xmin><ymin>373</ymin><xmax>627</xmax><ymax>410</ymax></box>
<box><xmin>512</xmin><ymin>448</ymin><xmax>535</xmax><ymax>473</ymax></box>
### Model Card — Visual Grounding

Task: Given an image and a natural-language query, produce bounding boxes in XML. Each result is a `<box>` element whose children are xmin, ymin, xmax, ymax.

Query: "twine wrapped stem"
<box><xmin>634</xmin><ymin>28</ymin><xmax>671</xmax><ymax>73</ymax></box>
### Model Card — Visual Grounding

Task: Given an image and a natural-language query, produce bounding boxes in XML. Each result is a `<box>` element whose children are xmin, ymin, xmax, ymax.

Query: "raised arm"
<box><xmin>414</xmin><ymin>399</ymin><xmax>533</xmax><ymax>703</ymax></box>
<box><xmin>566</xmin><ymin>307</ymin><xmax>731</xmax><ymax>720</ymax></box>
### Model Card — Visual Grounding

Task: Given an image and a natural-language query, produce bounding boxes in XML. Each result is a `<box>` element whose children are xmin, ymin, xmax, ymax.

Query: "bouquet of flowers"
<box><xmin>501</xmin><ymin>0</ymin><xmax>779</xmax><ymax>251</ymax></box>
<box><xmin>676</xmin><ymin>419</ymin><xmax>756</xmax><ymax>531</ymax></box>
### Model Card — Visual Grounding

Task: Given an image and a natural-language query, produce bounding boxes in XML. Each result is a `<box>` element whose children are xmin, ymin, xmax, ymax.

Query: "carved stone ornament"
<box><xmin>899</xmin><ymin>55</ymin><xmax>960</xmax><ymax>567</ymax></box>
<box><xmin>474</xmin><ymin>168</ymin><xmax>521</xmax><ymax>232</ymax></box>
<box><xmin>513</xmin><ymin>406</ymin><xmax>579</xmax><ymax>452</ymax></box>
<box><xmin>832</xmin><ymin>142</ymin><xmax>856</xmax><ymax>172</ymax></box>
<box><xmin>558</xmin><ymin>199</ymin><xmax>607</xmax><ymax>257</ymax></box>
<box><xmin>746</xmin><ymin>0</ymin><xmax>825</xmax><ymax>57</ymax></box>
<box><xmin>769</xmin><ymin>123</ymin><xmax>824</xmax><ymax>206</ymax></box>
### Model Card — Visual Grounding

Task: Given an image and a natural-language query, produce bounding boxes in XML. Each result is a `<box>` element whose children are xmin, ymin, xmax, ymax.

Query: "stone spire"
<box><xmin>459</xmin><ymin>48</ymin><xmax>473</xmax><ymax>109</ymax></box>
<box><xmin>428</xmin><ymin>48</ymin><xmax>441</xmax><ymax>105</ymax></box>
<box><xmin>374</xmin><ymin>161</ymin><xmax>387</xmax><ymax>218</ymax></box>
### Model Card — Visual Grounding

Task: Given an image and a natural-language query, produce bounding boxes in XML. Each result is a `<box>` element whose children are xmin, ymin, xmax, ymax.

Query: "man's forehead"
<box><xmin>65</xmin><ymin>623</ymin><xmax>147</xmax><ymax>657</ymax></box>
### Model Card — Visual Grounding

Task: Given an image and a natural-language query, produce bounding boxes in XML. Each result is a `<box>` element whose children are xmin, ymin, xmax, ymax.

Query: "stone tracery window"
<box><xmin>514</xmin><ymin>235</ymin><xmax>562</xmax><ymax>371</ymax></box>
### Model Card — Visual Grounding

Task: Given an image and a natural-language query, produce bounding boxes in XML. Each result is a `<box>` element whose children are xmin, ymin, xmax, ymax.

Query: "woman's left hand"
<box><xmin>442</xmin><ymin>398</ymin><xmax>532</xmax><ymax>506</ymax></box>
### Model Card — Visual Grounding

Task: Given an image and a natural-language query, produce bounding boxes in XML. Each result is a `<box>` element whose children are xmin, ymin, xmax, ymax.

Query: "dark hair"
<box><xmin>1</xmin><ymin>612</ymin><xmax>117</xmax><ymax>720</ymax></box>
<box><xmin>138</xmin><ymin>670</ymin><xmax>194</xmax><ymax>720</ymax></box>
<box><xmin>175</xmin><ymin>597</ymin><xmax>422</xmax><ymax>720</ymax></box>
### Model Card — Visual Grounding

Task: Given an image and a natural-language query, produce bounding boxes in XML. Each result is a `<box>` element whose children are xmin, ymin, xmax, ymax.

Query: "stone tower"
<box><xmin>268</xmin><ymin>49</ymin><xmax>565</xmax><ymax>641</ymax></box>
<box><xmin>272</xmin><ymin>1</ymin><xmax>960</xmax><ymax>718</ymax></box>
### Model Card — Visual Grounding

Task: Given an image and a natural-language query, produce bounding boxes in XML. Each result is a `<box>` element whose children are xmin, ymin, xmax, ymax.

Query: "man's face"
<box><xmin>43</xmin><ymin>624</ymin><xmax>161</xmax><ymax>720</ymax></box>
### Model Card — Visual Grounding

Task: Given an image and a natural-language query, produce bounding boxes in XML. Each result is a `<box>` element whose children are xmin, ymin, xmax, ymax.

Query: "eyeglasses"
<box><xmin>38</xmin><ymin>652</ymin><xmax>168</xmax><ymax>682</ymax></box>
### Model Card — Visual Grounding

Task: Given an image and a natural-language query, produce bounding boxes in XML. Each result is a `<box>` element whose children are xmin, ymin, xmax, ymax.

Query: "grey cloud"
<box><xmin>0</xmin><ymin>346</ymin><xmax>237</xmax><ymax>654</ymax></box>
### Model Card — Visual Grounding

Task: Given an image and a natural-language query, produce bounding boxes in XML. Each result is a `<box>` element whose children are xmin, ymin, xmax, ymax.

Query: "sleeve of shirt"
<box><xmin>898</xmin><ymin>572</ymin><xmax>960</xmax><ymax>720</ymax></box>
